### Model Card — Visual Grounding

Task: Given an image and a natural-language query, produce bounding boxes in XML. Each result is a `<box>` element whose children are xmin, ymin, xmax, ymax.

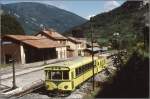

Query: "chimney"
<box><xmin>43</xmin><ymin>26</ymin><xmax>46</xmax><ymax>31</ymax></box>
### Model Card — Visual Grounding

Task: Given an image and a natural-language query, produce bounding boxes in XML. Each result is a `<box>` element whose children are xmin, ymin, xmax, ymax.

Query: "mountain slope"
<box><xmin>1</xmin><ymin>2</ymin><xmax>87</xmax><ymax>34</ymax></box>
<box><xmin>65</xmin><ymin>1</ymin><xmax>149</xmax><ymax>47</ymax></box>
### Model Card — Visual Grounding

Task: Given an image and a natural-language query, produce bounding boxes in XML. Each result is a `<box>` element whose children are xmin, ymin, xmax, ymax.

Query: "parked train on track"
<box><xmin>44</xmin><ymin>55</ymin><xmax>108</xmax><ymax>95</ymax></box>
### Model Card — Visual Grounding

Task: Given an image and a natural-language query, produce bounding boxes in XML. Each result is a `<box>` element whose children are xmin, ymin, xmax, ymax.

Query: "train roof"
<box><xmin>44</xmin><ymin>56</ymin><xmax>97</xmax><ymax>69</ymax></box>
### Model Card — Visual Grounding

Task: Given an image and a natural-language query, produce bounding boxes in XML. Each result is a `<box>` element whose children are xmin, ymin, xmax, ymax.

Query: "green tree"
<box><xmin>1</xmin><ymin>14</ymin><xmax>25</xmax><ymax>35</ymax></box>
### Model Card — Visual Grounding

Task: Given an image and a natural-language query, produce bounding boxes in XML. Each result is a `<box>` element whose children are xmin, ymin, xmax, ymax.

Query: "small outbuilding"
<box><xmin>84</xmin><ymin>47</ymin><xmax>102</xmax><ymax>56</ymax></box>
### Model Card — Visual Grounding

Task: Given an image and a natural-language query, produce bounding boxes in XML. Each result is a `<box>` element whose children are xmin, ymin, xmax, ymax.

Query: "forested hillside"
<box><xmin>1</xmin><ymin>2</ymin><xmax>87</xmax><ymax>34</ymax></box>
<box><xmin>1</xmin><ymin>13</ymin><xmax>25</xmax><ymax>35</ymax></box>
<box><xmin>65</xmin><ymin>1</ymin><xmax>149</xmax><ymax>49</ymax></box>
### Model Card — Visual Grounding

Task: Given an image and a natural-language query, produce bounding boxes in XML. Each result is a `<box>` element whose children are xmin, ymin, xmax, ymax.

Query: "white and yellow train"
<box><xmin>44</xmin><ymin>55</ymin><xmax>108</xmax><ymax>95</ymax></box>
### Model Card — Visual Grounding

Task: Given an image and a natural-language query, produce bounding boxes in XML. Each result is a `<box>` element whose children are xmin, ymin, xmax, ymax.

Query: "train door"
<box><xmin>71</xmin><ymin>72</ymin><xmax>74</xmax><ymax>90</ymax></box>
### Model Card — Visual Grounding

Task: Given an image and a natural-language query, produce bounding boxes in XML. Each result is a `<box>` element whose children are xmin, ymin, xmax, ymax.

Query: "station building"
<box><xmin>35</xmin><ymin>28</ymin><xmax>68</xmax><ymax>46</ymax></box>
<box><xmin>1</xmin><ymin>35</ymin><xmax>67</xmax><ymax>64</ymax></box>
<box><xmin>35</xmin><ymin>28</ymin><xmax>87</xmax><ymax>58</ymax></box>
<box><xmin>1</xmin><ymin>28</ymin><xmax>91</xmax><ymax>65</ymax></box>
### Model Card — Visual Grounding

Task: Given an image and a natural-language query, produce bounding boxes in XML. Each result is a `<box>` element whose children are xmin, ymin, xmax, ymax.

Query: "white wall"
<box><xmin>56</xmin><ymin>47</ymin><xmax>67</xmax><ymax>59</ymax></box>
<box><xmin>20</xmin><ymin>45</ymin><xmax>26</xmax><ymax>64</ymax></box>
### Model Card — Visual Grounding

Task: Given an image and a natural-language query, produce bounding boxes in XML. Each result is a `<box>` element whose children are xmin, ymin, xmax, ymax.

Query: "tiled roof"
<box><xmin>37</xmin><ymin>30</ymin><xmax>67</xmax><ymax>40</ymax></box>
<box><xmin>2</xmin><ymin>35</ymin><xmax>64</xmax><ymax>49</ymax></box>
<box><xmin>85</xmin><ymin>47</ymin><xmax>101</xmax><ymax>52</ymax></box>
<box><xmin>68</xmin><ymin>36</ymin><xmax>82</xmax><ymax>43</ymax></box>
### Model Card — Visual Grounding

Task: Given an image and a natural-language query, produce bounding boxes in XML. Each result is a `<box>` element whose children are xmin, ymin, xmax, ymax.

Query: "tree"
<box><xmin>1</xmin><ymin>14</ymin><xmax>25</xmax><ymax>35</ymax></box>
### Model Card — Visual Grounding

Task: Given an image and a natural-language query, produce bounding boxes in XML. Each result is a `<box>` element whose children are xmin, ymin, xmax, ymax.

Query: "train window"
<box><xmin>79</xmin><ymin>67</ymin><xmax>82</xmax><ymax>75</ymax></box>
<box><xmin>86</xmin><ymin>63</ymin><xmax>90</xmax><ymax>70</ymax></box>
<box><xmin>75</xmin><ymin>68</ymin><xmax>79</xmax><ymax>76</ymax></box>
<box><xmin>75</xmin><ymin>67</ymin><xmax>82</xmax><ymax>77</ymax></box>
<box><xmin>82</xmin><ymin>66</ymin><xmax>85</xmax><ymax>72</ymax></box>
<box><xmin>89</xmin><ymin>63</ymin><xmax>91</xmax><ymax>69</ymax></box>
<box><xmin>51</xmin><ymin>71</ymin><xmax>62</xmax><ymax>80</ymax></box>
<box><xmin>75</xmin><ymin>62</ymin><xmax>95</xmax><ymax>77</ymax></box>
<box><xmin>85</xmin><ymin>65</ymin><xmax>88</xmax><ymax>71</ymax></box>
<box><xmin>86</xmin><ymin>64</ymin><xmax>88</xmax><ymax>69</ymax></box>
<box><xmin>63</xmin><ymin>71</ymin><xmax>69</xmax><ymax>80</ymax></box>
<box><xmin>84</xmin><ymin>64</ymin><xmax>88</xmax><ymax>71</ymax></box>
<box><xmin>89</xmin><ymin>62</ymin><xmax>93</xmax><ymax>69</ymax></box>
<box><xmin>83</xmin><ymin>65</ymin><xmax>87</xmax><ymax>71</ymax></box>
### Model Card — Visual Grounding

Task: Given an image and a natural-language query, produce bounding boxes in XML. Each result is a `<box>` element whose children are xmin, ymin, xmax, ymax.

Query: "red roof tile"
<box><xmin>2</xmin><ymin>35</ymin><xmax>65</xmax><ymax>49</ymax></box>
<box><xmin>36</xmin><ymin>29</ymin><xmax>67</xmax><ymax>40</ymax></box>
<box><xmin>68</xmin><ymin>36</ymin><xmax>82</xmax><ymax>43</ymax></box>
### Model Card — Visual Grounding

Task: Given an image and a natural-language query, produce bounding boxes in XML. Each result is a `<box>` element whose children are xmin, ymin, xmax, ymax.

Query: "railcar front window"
<box><xmin>51</xmin><ymin>71</ymin><xmax>62</xmax><ymax>80</ymax></box>
<box><xmin>63</xmin><ymin>71</ymin><xmax>69</xmax><ymax>80</ymax></box>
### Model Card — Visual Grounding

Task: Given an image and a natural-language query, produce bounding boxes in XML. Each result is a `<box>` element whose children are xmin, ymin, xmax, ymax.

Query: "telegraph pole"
<box><xmin>90</xmin><ymin>17</ymin><xmax>95</xmax><ymax>91</ymax></box>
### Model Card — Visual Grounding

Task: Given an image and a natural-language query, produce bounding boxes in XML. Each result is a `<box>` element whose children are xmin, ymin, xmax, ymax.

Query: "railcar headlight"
<box><xmin>64</xmin><ymin>85</ymin><xmax>68</xmax><ymax>89</ymax></box>
<box><xmin>45</xmin><ymin>85</ymin><xmax>49</xmax><ymax>89</ymax></box>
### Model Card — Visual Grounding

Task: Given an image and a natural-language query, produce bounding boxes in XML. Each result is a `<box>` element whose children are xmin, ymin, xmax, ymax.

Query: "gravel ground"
<box><xmin>1</xmin><ymin>69</ymin><xmax>44</xmax><ymax>88</ymax></box>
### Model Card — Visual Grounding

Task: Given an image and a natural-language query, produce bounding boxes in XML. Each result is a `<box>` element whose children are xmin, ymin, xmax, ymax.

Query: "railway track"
<box><xmin>1</xmin><ymin>80</ymin><xmax>44</xmax><ymax>98</ymax></box>
<box><xmin>0</xmin><ymin>55</ymin><xmax>116</xmax><ymax>99</ymax></box>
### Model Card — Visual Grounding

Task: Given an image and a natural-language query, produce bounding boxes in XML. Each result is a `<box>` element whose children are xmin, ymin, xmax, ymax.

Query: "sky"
<box><xmin>0</xmin><ymin>0</ymin><xmax>126</xmax><ymax>20</ymax></box>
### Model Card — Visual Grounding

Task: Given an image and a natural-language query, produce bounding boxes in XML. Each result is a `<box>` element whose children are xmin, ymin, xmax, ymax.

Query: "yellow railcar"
<box><xmin>44</xmin><ymin>56</ymin><xmax>107</xmax><ymax>95</ymax></box>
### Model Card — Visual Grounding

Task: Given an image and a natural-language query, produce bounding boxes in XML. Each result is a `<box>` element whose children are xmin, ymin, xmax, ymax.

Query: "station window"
<box><xmin>5</xmin><ymin>54</ymin><xmax>12</xmax><ymax>64</ymax></box>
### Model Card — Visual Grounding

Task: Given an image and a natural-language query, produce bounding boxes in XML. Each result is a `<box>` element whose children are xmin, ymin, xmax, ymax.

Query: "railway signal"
<box><xmin>9</xmin><ymin>58</ymin><xmax>17</xmax><ymax>89</ymax></box>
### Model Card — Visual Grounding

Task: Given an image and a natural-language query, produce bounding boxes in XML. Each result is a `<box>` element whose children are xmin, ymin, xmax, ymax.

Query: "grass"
<box><xmin>0</xmin><ymin>64</ymin><xmax>10</xmax><ymax>68</ymax></box>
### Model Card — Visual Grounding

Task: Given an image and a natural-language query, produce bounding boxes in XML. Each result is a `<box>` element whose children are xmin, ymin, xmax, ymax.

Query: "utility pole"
<box><xmin>90</xmin><ymin>17</ymin><xmax>95</xmax><ymax>91</ymax></box>
<box><xmin>11</xmin><ymin>59</ymin><xmax>17</xmax><ymax>89</ymax></box>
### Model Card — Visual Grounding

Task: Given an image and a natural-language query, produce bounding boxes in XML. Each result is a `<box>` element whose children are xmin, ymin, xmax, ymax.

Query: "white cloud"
<box><xmin>103</xmin><ymin>0</ymin><xmax>120</xmax><ymax>12</ymax></box>
<box><xmin>86</xmin><ymin>14</ymin><xmax>95</xmax><ymax>20</ymax></box>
